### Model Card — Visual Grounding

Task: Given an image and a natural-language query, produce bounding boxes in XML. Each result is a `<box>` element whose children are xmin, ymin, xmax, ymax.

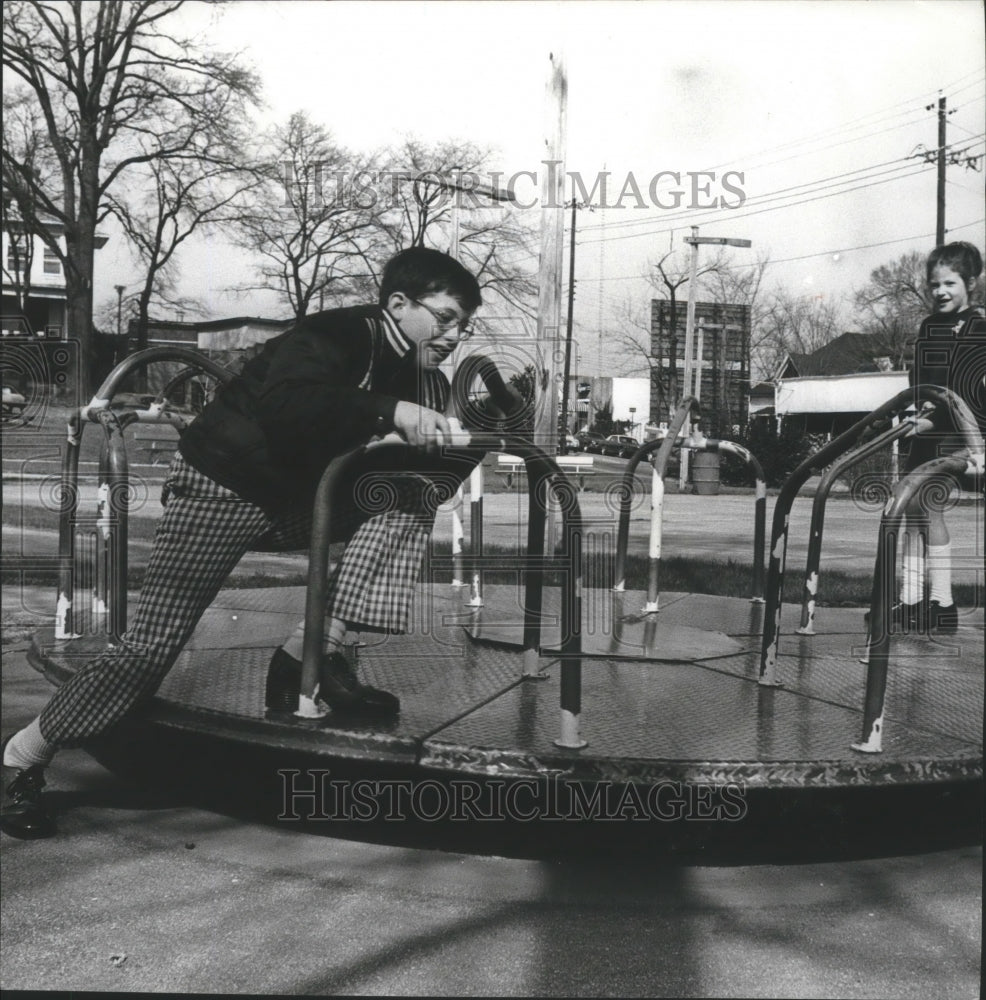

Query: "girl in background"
<box><xmin>894</xmin><ymin>241</ymin><xmax>985</xmax><ymax>632</ymax></box>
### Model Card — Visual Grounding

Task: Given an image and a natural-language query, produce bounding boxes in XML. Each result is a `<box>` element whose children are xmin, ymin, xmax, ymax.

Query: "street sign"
<box><xmin>683</xmin><ymin>237</ymin><xmax>752</xmax><ymax>247</ymax></box>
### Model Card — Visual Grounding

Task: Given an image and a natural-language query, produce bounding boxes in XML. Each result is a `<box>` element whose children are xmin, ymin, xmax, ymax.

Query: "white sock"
<box><xmin>899</xmin><ymin>535</ymin><xmax>924</xmax><ymax>605</ymax></box>
<box><xmin>3</xmin><ymin>718</ymin><xmax>56</xmax><ymax>770</ymax></box>
<box><xmin>280</xmin><ymin>619</ymin><xmax>345</xmax><ymax>661</ymax></box>
<box><xmin>927</xmin><ymin>542</ymin><xmax>954</xmax><ymax>606</ymax></box>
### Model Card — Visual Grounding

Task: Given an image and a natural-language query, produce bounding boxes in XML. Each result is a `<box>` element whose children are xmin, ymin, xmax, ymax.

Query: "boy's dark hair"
<box><xmin>926</xmin><ymin>241</ymin><xmax>984</xmax><ymax>284</ymax></box>
<box><xmin>379</xmin><ymin>247</ymin><xmax>482</xmax><ymax>313</ymax></box>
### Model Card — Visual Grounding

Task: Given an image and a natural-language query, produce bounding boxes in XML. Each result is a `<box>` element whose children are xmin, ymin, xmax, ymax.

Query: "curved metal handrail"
<box><xmin>758</xmin><ymin>384</ymin><xmax>984</xmax><ymax>686</ymax></box>
<box><xmin>79</xmin><ymin>347</ymin><xmax>235</xmax><ymax>424</ymax></box>
<box><xmin>145</xmin><ymin>366</ymin><xmax>221</xmax><ymax>430</ymax></box>
<box><xmin>299</xmin><ymin>430</ymin><xmax>587</xmax><ymax>748</ymax></box>
<box><xmin>795</xmin><ymin>416</ymin><xmax>928</xmax><ymax>635</ymax></box>
<box><xmin>613</xmin><ymin>397</ymin><xmax>698</xmax><ymax>598</ymax></box>
<box><xmin>854</xmin><ymin>451</ymin><xmax>983</xmax><ymax>753</ymax></box>
<box><xmin>56</xmin><ymin>348</ymin><xmax>235</xmax><ymax>638</ymax></box>
<box><xmin>684</xmin><ymin>431</ymin><xmax>768</xmax><ymax>603</ymax></box>
<box><xmin>612</xmin><ymin>398</ymin><xmax>766</xmax><ymax>608</ymax></box>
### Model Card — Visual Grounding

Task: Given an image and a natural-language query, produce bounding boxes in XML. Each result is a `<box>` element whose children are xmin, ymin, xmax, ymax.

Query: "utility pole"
<box><xmin>536</xmin><ymin>51</ymin><xmax>567</xmax><ymax>455</ymax></box>
<box><xmin>560</xmin><ymin>197</ymin><xmax>577</xmax><ymax>442</ymax></box>
<box><xmin>679</xmin><ymin>229</ymin><xmax>752</xmax><ymax>489</ymax></box>
<box><xmin>935</xmin><ymin>93</ymin><xmax>947</xmax><ymax>245</ymax></box>
<box><xmin>914</xmin><ymin>93</ymin><xmax>980</xmax><ymax>244</ymax></box>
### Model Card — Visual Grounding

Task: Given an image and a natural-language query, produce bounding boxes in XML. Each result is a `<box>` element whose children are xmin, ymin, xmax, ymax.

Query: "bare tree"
<box><xmin>232</xmin><ymin>111</ymin><xmax>382</xmax><ymax>321</ymax></box>
<box><xmin>701</xmin><ymin>251</ymin><xmax>774</xmax><ymax>380</ymax></box>
<box><xmin>610</xmin><ymin>292</ymin><xmax>658</xmax><ymax>378</ymax></box>
<box><xmin>611</xmin><ymin>249</ymin><xmax>729</xmax><ymax>416</ymax></box>
<box><xmin>1</xmin><ymin>87</ymin><xmax>52</xmax><ymax>321</ymax></box>
<box><xmin>366</xmin><ymin>137</ymin><xmax>538</xmax><ymax>320</ymax></box>
<box><xmin>93</xmin><ymin>282</ymin><xmax>205</xmax><ymax>337</ymax></box>
<box><xmin>757</xmin><ymin>289</ymin><xmax>845</xmax><ymax>376</ymax></box>
<box><xmin>106</xmin><ymin>107</ymin><xmax>260</xmax><ymax>353</ymax></box>
<box><xmin>2</xmin><ymin>0</ymin><xmax>259</xmax><ymax>394</ymax></box>
<box><xmin>1</xmin><ymin>199</ymin><xmax>35</xmax><ymax>320</ymax></box>
<box><xmin>851</xmin><ymin>251</ymin><xmax>933</xmax><ymax>370</ymax></box>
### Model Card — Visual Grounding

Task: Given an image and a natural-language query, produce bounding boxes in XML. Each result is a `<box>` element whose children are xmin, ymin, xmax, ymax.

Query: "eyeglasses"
<box><xmin>412</xmin><ymin>298</ymin><xmax>474</xmax><ymax>340</ymax></box>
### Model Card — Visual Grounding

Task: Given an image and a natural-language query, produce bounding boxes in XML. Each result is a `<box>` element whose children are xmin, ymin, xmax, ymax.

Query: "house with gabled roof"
<box><xmin>776</xmin><ymin>331</ymin><xmax>899</xmax><ymax>380</ymax></box>
<box><xmin>771</xmin><ymin>332</ymin><xmax>909</xmax><ymax>437</ymax></box>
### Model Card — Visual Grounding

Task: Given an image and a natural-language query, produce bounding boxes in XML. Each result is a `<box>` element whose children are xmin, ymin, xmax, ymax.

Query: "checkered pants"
<box><xmin>39</xmin><ymin>453</ymin><xmax>434</xmax><ymax>748</ymax></box>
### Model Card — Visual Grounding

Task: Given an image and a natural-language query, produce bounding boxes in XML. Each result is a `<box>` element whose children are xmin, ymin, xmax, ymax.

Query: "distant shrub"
<box><xmin>720</xmin><ymin>422</ymin><xmax>816</xmax><ymax>488</ymax></box>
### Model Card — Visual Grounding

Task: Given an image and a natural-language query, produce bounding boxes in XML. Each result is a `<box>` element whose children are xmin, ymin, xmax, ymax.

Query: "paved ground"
<box><xmin>1</xmin><ymin>640</ymin><xmax>981</xmax><ymax>997</ymax></box>
<box><xmin>2</xmin><ymin>461</ymin><xmax>983</xmax><ymax>996</ymax></box>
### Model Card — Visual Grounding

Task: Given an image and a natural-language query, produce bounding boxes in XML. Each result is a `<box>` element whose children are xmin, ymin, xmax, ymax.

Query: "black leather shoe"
<box><xmin>265</xmin><ymin>648</ymin><xmax>399</xmax><ymax>717</ymax></box>
<box><xmin>929</xmin><ymin>601</ymin><xmax>959</xmax><ymax>633</ymax></box>
<box><xmin>864</xmin><ymin>601</ymin><xmax>924</xmax><ymax>632</ymax></box>
<box><xmin>1</xmin><ymin>739</ymin><xmax>56</xmax><ymax>840</ymax></box>
<box><xmin>322</xmin><ymin>651</ymin><xmax>400</xmax><ymax>717</ymax></box>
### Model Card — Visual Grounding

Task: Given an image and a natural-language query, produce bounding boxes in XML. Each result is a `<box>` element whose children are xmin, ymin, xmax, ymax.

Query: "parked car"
<box><xmin>599</xmin><ymin>434</ymin><xmax>639</xmax><ymax>459</ymax></box>
<box><xmin>559</xmin><ymin>433</ymin><xmax>580</xmax><ymax>454</ymax></box>
<box><xmin>575</xmin><ymin>431</ymin><xmax>606</xmax><ymax>453</ymax></box>
<box><xmin>2</xmin><ymin>385</ymin><xmax>27</xmax><ymax>421</ymax></box>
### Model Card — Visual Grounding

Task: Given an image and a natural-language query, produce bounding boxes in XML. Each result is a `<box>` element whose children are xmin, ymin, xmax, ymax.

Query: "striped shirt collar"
<box><xmin>380</xmin><ymin>307</ymin><xmax>414</xmax><ymax>358</ymax></box>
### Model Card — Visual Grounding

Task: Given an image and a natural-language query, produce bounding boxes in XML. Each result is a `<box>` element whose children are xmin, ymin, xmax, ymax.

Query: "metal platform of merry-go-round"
<box><xmin>25</xmin><ymin>350</ymin><xmax>985</xmax><ymax>862</ymax></box>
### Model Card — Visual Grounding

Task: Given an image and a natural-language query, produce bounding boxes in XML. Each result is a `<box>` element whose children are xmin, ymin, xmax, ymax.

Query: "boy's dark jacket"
<box><xmin>910</xmin><ymin>306</ymin><xmax>986</xmax><ymax>433</ymax></box>
<box><xmin>180</xmin><ymin>304</ymin><xmax>470</xmax><ymax>515</ymax></box>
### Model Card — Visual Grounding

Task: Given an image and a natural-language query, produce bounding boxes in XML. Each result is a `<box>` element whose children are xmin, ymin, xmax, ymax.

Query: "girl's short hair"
<box><xmin>379</xmin><ymin>247</ymin><xmax>482</xmax><ymax>312</ymax></box>
<box><xmin>926</xmin><ymin>241</ymin><xmax>984</xmax><ymax>284</ymax></box>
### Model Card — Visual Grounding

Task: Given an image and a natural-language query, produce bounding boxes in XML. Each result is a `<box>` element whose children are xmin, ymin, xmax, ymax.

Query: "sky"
<box><xmin>93</xmin><ymin>0</ymin><xmax>986</xmax><ymax>376</ymax></box>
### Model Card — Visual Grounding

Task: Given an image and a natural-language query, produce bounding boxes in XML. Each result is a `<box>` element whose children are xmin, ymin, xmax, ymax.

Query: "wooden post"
<box><xmin>679</xmin><ymin>231</ymin><xmax>752</xmax><ymax>488</ymax></box>
<box><xmin>560</xmin><ymin>197</ymin><xmax>577</xmax><ymax>441</ymax></box>
<box><xmin>536</xmin><ymin>51</ymin><xmax>567</xmax><ymax>454</ymax></box>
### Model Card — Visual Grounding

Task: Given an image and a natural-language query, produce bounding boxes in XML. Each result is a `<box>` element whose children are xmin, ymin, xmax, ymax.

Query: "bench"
<box><xmin>132</xmin><ymin>425</ymin><xmax>180</xmax><ymax>465</ymax></box>
<box><xmin>495</xmin><ymin>453</ymin><xmax>596</xmax><ymax>491</ymax></box>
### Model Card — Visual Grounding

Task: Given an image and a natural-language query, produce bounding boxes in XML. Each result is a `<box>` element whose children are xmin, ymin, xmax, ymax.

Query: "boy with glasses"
<box><xmin>2</xmin><ymin>247</ymin><xmax>483</xmax><ymax>839</ymax></box>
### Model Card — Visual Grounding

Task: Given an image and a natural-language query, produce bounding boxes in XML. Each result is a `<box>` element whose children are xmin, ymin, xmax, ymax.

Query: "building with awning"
<box><xmin>772</xmin><ymin>332</ymin><xmax>909</xmax><ymax>437</ymax></box>
<box><xmin>775</xmin><ymin>371</ymin><xmax>909</xmax><ymax>436</ymax></box>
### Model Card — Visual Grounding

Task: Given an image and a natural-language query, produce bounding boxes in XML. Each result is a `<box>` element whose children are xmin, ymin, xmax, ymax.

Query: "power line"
<box><xmin>948</xmin><ymin>73</ymin><xmax>986</xmax><ymax>100</ymax></box>
<box><xmin>576</xmin><ymin>161</ymin><xmax>931</xmax><ymax>247</ymax></box>
<box><xmin>576</xmin><ymin>74</ymin><xmax>984</xmax><ymax>239</ymax></box>
<box><xmin>576</xmin><ymin>118</ymin><xmax>929</xmax><ymax>237</ymax></box>
<box><xmin>576</xmin><ymin>132</ymin><xmax>980</xmax><ymax>247</ymax></box>
<box><xmin>949</xmin><ymin>118</ymin><xmax>986</xmax><ymax>139</ymax></box>
<box><xmin>681</xmin><ymin>73</ymin><xmax>975</xmax><ymax>176</ymax></box>
<box><xmin>576</xmin><ymin>218</ymin><xmax>986</xmax><ymax>284</ymax></box>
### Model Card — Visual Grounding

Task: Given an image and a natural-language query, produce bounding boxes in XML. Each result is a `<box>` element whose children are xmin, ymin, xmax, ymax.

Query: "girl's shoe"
<box><xmin>864</xmin><ymin>601</ymin><xmax>924</xmax><ymax>632</ymax></box>
<box><xmin>929</xmin><ymin>602</ymin><xmax>958</xmax><ymax>633</ymax></box>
